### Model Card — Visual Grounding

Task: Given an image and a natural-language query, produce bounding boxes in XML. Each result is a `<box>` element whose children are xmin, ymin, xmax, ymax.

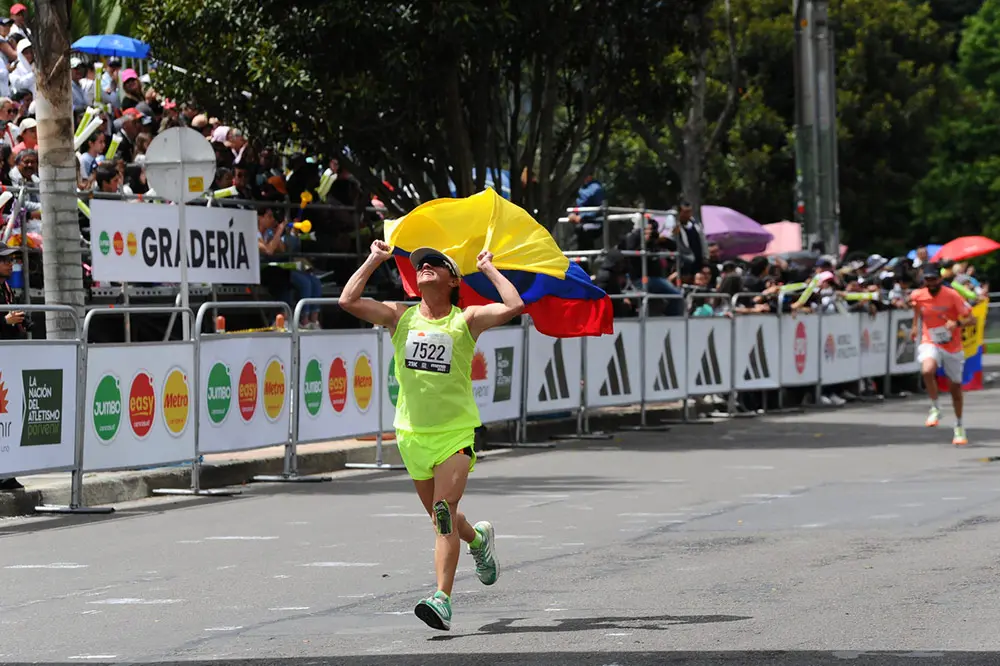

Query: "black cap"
<box><xmin>921</xmin><ymin>263</ymin><xmax>941</xmax><ymax>279</ymax></box>
<box><xmin>0</xmin><ymin>247</ymin><xmax>18</xmax><ymax>258</ymax></box>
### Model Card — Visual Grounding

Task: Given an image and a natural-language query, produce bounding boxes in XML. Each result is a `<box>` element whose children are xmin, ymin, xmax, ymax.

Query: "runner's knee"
<box><xmin>431</xmin><ymin>499</ymin><xmax>458</xmax><ymax>536</ymax></box>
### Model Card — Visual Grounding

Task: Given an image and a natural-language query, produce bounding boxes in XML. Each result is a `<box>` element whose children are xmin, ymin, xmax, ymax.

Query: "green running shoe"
<box><xmin>414</xmin><ymin>591</ymin><xmax>452</xmax><ymax>631</ymax></box>
<box><xmin>470</xmin><ymin>521</ymin><xmax>499</xmax><ymax>586</ymax></box>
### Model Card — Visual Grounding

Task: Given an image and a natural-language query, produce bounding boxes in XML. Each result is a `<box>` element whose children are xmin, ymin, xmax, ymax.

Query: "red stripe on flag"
<box><xmin>460</xmin><ymin>284</ymin><xmax>613</xmax><ymax>338</ymax></box>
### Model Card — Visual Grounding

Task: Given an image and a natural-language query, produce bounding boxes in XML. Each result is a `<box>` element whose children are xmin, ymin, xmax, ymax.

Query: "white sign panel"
<box><xmin>860</xmin><ymin>311</ymin><xmax>890</xmax><ymax>378</ymax></box>
<box><xmin>297</xmin><ymin>331</ymin><xmax>381</xmax><ymax>444</ymax></box>
<box><xmin>889</xmin><ymin>309</ymin><xmax>920</xmax><ymax>375</ymax></box>
<box><xmin>84</xmin><ymin>343</ymin><xmax>196</xmax><ymax>472</ymax></box>
<box><xmin>198</xmin><ymin>335</ymin><xmax>292</xmax><ymax>454</ymax></box>
<box><xmin>734</xmin><ymin>316</ymin><xmax>781</xmax><ymax>391</ymax></box>
<box><xmin>644</xmin><ymin>318</ymin><xmax>687</xmax><ymax>402</ymax></box>
<box><xmin>526</xmin><ymin>326</ymin><xmax>582</xmax><ymax>414</ymax></box>
<box><xmin>820</xmin><ymin>313</ymin><xmax>861</xmax><ymax>385</ymax></box>
<box><xmin>586</xmin><ymin>321</ymin><xmax>641</xmax><ymax>408</ymax></box>
<box><xmin>381</xmin><ymin>326</ymin><xmax>524</xmax><ymax>427</ymax></box>
<box><xmin>780</xmin><ymin>315</ymin><xmax>820</xmax><ymax>386</ymax></box>
<box><xmin>90</xmin><ymin>200</ymin><xmax>260</xmax><ymax>284</ymax></box>
<box><xmin>686</xmin><ymin>317</ymin><xmax>732</xmax><ymax>396</ymax></box>
<box><xmin>0</xmin><ymin>344</ymin><xmax>78</xmax><ymax>477</ymax></box>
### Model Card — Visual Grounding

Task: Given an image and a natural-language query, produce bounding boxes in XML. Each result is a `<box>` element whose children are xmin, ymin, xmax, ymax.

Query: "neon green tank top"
<box><xmin>390</xmin><ymin>305</ymin><xmax>482</xmax><ymax>433</ymax></box>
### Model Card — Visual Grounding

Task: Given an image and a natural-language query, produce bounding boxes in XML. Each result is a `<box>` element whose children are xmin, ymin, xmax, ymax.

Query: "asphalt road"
<box><xmin>3</xmin><ymin>389</ymin><xmax>1000</xmax><ymax>666</ymax></box>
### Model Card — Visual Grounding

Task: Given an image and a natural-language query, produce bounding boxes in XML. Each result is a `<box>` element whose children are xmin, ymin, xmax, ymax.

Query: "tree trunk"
<box><xmin>34</xmin><ymin>0</ymin><xmax>83</xmax><ymax>340</ymax></box>
<box><xmin>682</xmin><ymin>45</ymin><xmax>709</xmax><ymax>214</ymax></box>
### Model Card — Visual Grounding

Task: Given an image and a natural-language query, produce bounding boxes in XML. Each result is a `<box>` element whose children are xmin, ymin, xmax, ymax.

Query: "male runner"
<box><xmin>909</xmin><ymin>263</ymin><xmax>975</xmax><ymax>445</ymax></box>
<box><xmin>339</xmin><ymin>239</ymin><xmax>523</xmax><ymax>630</ymax></box>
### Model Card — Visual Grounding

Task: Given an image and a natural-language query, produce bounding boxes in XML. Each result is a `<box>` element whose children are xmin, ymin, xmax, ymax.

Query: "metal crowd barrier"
<box><xmin>1</xmin><ymin>298</ymin><xmax>930</xmax><ymax>516</ymax></box>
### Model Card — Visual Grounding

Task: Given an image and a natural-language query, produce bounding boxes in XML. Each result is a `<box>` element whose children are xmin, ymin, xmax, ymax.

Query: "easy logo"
<box><xmin>303</xmin><ymin>358</ymin><xmax>323</xmax><ymax>417</ymax></box>
<box><xmin>92</xmin><ymin>374</ymin><xmax>122</xmax><ymax>443</ymax></box>
<box><xmin>237</xmin><ymin>361</ymin><xmax>258</xmax><ymax>422</ymax></box>
<box><xmin>162</xmin><ymin>368</ymin><xmax>190</xmax><ymax>436</ymax></box>
<box><xmin>262</xmin><ymin>358</ymin><xmax>286</xmax><ymax>422</ymax></box>
<box><xmin>113</xmin><ymin>231</ymin><xmax>125</xmax><ymax>256</ymax></box>
<box><xmin>128</xmin><ymin>371</ymin><xmax>156</xmax><ymax>439</ymax></box>
<box><xmin>353</xmin><ymin>353</ymin><xmax>373</xmax><ymax>413</ymax></box>
<box><xmin>205</xmin><ymin>362</ymin><xmax>232</xmax><ymax>425</ymax></box>
<box><xmin>327</xmin><ymin>357</ymin><xmax>347</xmax><ymax>413</ymax></box>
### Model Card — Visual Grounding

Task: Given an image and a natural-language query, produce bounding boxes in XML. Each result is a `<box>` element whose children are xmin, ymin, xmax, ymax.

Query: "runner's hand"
<box><xmin>370</xmin><ymin>240</ymin><xmax>391</xmax><ymax>264</ymax></box>
<box><xmin>477</xmin><ymin>250</ymin><xmax>494</xmax><ymax>272</ymax></box>
<box><xmin>945</xmin><ymin>319</ymin><xmax>958</xmax><ymax>331</ymax></box>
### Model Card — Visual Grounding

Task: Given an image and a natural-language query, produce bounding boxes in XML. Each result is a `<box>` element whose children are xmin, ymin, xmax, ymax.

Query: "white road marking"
<box><xmin>205</xmin><ymin>536</ymin><xmax>278</xmax><ymax>541</ymax></box>
<box><xmin>339</xmin><ymin>594</ymin><xmax>376</xmax><ymax>598</ymax></box>
<box><xmin>216</xmin><ymin>565</ymin><xmax>237</xmax><ymax>570</ymax></box>
<box><xmin>299</xmin><ymin>562</ymin><xmax>380</xmax><ymax>567</ymax></box>
<box><xmin>606</xmin><ymin>632</ymin><xmax>633</xmax><ymax>636</ymax></box>
<box><xmin>205</xmin><ymin>626</ymin><xmax>243</xmax><ymax>631</ymax></box>
<box><xmin>273</xmin><ymin>575</ymin><xmax>290</xmax><ymax>579</ymax></box>
<box><xmin>177</xmin><ymin>540</ymin><xmax>202</xmax><ymax>544</ymax></box>
<box><xmin>68</xmin><ymin>655</ymin><xmax>117</xmax><ymax>660</ymax></box>
<box><xmin>798</xmin><ymin>523</ymin><xmax>827</xmax><ymax>529</ymax></box>
<box><xmin>269</xmin><ymin>607</ymin><xmax>310</xmax><ymax>611</ymax></box>
<box><xmin>618</xmin><ymin>512</ymin><xmax>687</xmax><ymax>517</ymax></box>
<box><xmin>726</xmin><ymin>465</ymin><xmax>775</xmax><ymax>470</ymax></box>
<box><xmin>942</xmin><ymin>497</ymin><xmax>967</xmax><ymax>501</ymax></box>
<box><xmin>88</xmin><ymin>598</ymin><xmax>184</xmax><ymax>605</ymax></box>
<box><xmin>898</xmin><ymin>503</ymin><xmax>924</xmax><ymax>508</ymax></box>
<box><xmin>287</xmin><ymin>521</ymin><xmax>310</xmax><ymax>525</ymax></box>
<box><xmin>80</xmin><ymin>610</ymin><xmax>102</xmax><ymax>615</ymax></box>
<box><xmin>496</xmin><ymin>535</ymin><xmax>543</xmax><ymax>540</ymax></box>
<box><xmin>562</xmin><ymin>542</ymin><xmax>585</xmax><ymax>546</ymax></box>
<box><xmin>376</xmin><ymin>611</ymin><xmax>410</xmax><ymax>615</ymax></box>
<box><xmin>545</xmin><ymin>608</ymin><xmax>567</xmax><ymax>612</ymax></box>
<box><xmin>868</xmin><ymin>514</ymin><xmax>901</xmax><ymax>520</ymax></box>
<box><xmin>371</xmin><ymin>513</ymin><xmax>426</xmax><ymax>518</ymax></box>
<box><xmin>5</xmin><ymin>563</ymin><xmax>87</xmax><ymax>569</ymax></box>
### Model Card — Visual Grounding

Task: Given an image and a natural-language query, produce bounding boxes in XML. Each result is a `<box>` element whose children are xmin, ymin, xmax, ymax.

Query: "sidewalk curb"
<box><xmin>0</xmin><ymin>387</ymin><xmax>924</xmax><ymax>518</ymax></box>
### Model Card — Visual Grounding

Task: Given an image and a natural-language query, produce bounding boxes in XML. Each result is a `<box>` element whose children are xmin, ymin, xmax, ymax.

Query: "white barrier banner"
<box><xmin>84</xmin><ymin>343</ymin><xmax>196</xmax><ymax>471</ymax></box>
<box><xmin>90</xmin><ymin>200</ymin><xmax>260</xmax><ymax>284</ymax></box>
<box><xmin>734</xmin><ymin>316</ymin><xmax>781</xmax><ymax>391</ymax></box>
<box><xmin>0</xmin><ymin>344</ymin><xmax>78</xmax><ymax>477</ymax></box>
<box><xmin>889</xmin><ymin>309</ymin><xmax>920</xmax><ymax>374</ymax></box>
<box><xmin>687</xmin><ymin>317</ymin><xmax>732</xmax><ymax>396</ymax></box>
<box><xmin>198</xmin><ymin>335</ymin><xmax>292</xmax><ymax>454</ymax></box>
<box><xmin>381</xmin><ymin>326</ymin><xmax>524</xmax><ymax>428</ymax></box>
<box><xmin>780</xmin><ymin>315</ymin><xmax>820</xmax><ymax>386</ymax></box>
<box><xmin>298</xmin><ymin>331</ymin><xmax>380</xmax><ymax>443</ymax></box>
<box><xmin>820</xmin><ymin>313</ymin><xmax>861</xmax><ymax>384</ymax></box>
<box><xmin>586</xmin><ymin>321</ymin><xmax>641</xmax><ymax>408</ymax></box>
<box><xmin>644</xmin><ymin>318</ymin><xmax>687</xmax><ymax>402</ymax></box>
<box><xmin>860</xmin><ymin>312</ymin><xmax>890</xmax><ymax>378</ymax></box>
<box><xmin>527</xmin><ymin>327</ymin><xmax>582</xmax><ymax>414</ymax></box>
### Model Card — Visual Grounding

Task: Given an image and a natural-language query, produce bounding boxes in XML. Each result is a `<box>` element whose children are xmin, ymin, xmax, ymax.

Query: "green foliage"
<box><xmin>9</xmin><ymin>0</ymin><xmax>133</xmax><ymax>41</ymax></box>
<box><xmin>913</xmin><ymin>0</ymin><xmax>1000</xmax><ymax>278</ymax></box>
<box><xmin>124</xmin><ymin>0</ymin><xmax>702</xmax><ymax>222</ymax></box>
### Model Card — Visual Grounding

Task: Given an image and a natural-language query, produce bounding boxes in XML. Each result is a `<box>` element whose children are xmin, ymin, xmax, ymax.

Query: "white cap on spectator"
<box><xmin>70</xmin><ymin>56</ymin><xmax>84</xmax><ymax>69</ymax></box>
<box><xmin>18</xmin><ymin>117</ymin><xmax>36</xmax><ymax>132</ymax></box>
<box><xmin>816</xmin><ymin>270</ymin><xmax>836</xmax><ymax>285</ymax></box>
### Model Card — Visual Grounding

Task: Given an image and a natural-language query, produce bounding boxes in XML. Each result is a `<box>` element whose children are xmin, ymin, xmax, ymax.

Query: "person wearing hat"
<box><xmin>909</xmin><ymin>263</ymin><xmax>976</xmax><ymax>445</ymax></box>
<box><xmin>0</xmin><ymin>245</ymin><xmax>29</xmax><ymax>492</ymax></box>
<box><xmin>70</xmin><ymin>56</ymin><xmax>94</xmax><ymax>112</ymax></box>
<box><xmin>9</xmin><ymin>38</ymin><xmax>33</xmax><ymax>96</ymax></box>
<box><xmin>340</xmin><ymin>240</ymin><xmax>519</xmax><ymax>631</ymax></box>
<box><xmin>12</xmin><ymin>116</ymin><xmax>34</xmax><ymax>155</ymax></box>
<box><xmin>8</xmin><ymin>3</ymin><xmax>29</xmax><ymax>39</ymax></box>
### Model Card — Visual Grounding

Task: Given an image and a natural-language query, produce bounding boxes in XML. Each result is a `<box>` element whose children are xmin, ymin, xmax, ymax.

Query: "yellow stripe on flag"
<box><xmin>961</xmin><ymin>301</ymin><xmax>989</xmax><ymax>359</ymax></box>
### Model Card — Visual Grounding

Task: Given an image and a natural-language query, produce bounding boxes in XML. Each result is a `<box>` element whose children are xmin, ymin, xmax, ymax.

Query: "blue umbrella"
<box><xmin>71</xmin><ymin>34</ymin><xmax>150</xmax><ymax>59</ymax></box>
<box><xmin>906</xmin><ymin>244</ymin><xmax>942</xmax><ymax>261</ymax></box>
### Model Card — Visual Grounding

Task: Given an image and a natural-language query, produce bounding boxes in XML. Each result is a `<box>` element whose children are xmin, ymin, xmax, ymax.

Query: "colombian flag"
<box><xmin>384</xmin><ymin>188</ymin><xmax>613</xmax><ymax>338</ymax></box>
<box><xmin>936</xmin><ymin>300</ymin><xmax>989</xmax><ymax>391</ymax></box>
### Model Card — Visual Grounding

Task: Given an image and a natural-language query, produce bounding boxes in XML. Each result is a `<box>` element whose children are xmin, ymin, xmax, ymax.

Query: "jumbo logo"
<box><xmin>128</xmin><ymin>371</ymin><xmax>156</xmax><ymax>439</ymax></box>
<box><xmin>113</xmin><ymin>231</ymin><xmax>125</xmax><ymax>256</ymax></box>
<box><xmin>262</xmin><ymin>358</ymin><xmax>286</xmax><ymax>422</ymax></box>
<box><xmin>328</xmin><ymin>357</ymin><xmax>347</xmax><ymax>413</ymax></box>
<box><xmin>823</xmin><ymin>334</ymin><xmax>836</xmax><ymax>362</ymax></box>
<box><xmin>353</xmin><ymin>353</ymin><xmax>373</xmax><ymax>413</ymax></box>
<box><xmin>794</xmin><ymin>321</ymin><xmax>808</xmax><ymax>374</ymax></box>
<box><xmin>162</xmin><ymin>368</ymin><xmax>190</xmax><ymax>436</ymax></box>
<box><xmin>237</xmin><ymin>361</ymin><xmax>258</xmax><ymax>422</ymax></box>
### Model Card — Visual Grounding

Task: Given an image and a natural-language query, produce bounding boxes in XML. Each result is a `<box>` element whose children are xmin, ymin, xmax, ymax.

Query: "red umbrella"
<box><xmin>931</xmin><ymin>235</ymin><xmax>1000</xmax><ymax>262</ymax></box>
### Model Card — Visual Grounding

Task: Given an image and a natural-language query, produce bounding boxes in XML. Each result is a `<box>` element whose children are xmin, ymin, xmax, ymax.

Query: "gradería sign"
<box><xmin>89</xmin><ymin>200</ymin><xmax>260</xmax><ymax>284</ymax></box>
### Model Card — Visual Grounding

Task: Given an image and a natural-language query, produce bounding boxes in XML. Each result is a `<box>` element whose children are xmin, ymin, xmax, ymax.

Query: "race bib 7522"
<box><xmin>404</xmin><ymin>330</ymin><xmax>453</xmax><ymax>374</ymax></box>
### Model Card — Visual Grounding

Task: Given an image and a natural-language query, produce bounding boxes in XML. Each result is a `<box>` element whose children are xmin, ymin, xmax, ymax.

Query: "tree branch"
<box><xmin>703</xmin><ymin>0</ymin><xmax>740</xmax><ymax>160</ymax></box>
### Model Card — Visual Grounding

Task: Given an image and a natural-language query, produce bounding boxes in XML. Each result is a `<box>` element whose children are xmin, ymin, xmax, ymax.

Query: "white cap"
<box><xmin>409</xmin><ymin>247</ymin><xmax>462</xmax><ymax>278</ymax></box>
<box><xmin>18</xmin><ymin>117</ymin><xmax>36</xmax><ymax>132</ymax></box>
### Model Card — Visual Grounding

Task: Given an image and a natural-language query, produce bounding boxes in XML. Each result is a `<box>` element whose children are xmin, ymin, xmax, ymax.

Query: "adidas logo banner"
<box><xmin>687</xmin><ymin>319</ymin><xmax>732</xmax><ymax>396</ymax></box>
<box><xmin>526</xmin><ymin>327</ymin><xmax>582</xmax><ymax>414</ymax></box>
<box><xmin>734</xmin><ymin>317</ymin><xmax>781</xmax><ymax>391</ymax></box>
<box><xmin>780</xmin><ymin>314</ymin><xmax>819</xmax><ymax>386</ymax></box>
<box><xmin>644</xmin><ymin>320</ymin><xmax>686</xmax><ymax>401</ymax></box>
<box><xmin>889</xmin><ymin>309</ymin><xmax>919</xmax><ymax>374</ymax></box>
<box><xmin>586</xmin><ymin>322</ymin><xmax>641</xmax><ymax>408</ymax></box>
<box><xmin>819</xmin><ymin>313</ymin><xmax>862</xmax><ymax>385</ymax></box>
<box><xmin>860</xmin><ymin>311</ymin><xmax>890</xmax><ymax>379</ymax></box>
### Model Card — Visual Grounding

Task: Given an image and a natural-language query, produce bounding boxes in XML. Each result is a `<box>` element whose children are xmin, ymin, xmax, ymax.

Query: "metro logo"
<box><xmin>262</xmin><ymin>358</ymin><xmax>286</xmax><ymax>422</ymax></box>
<box><xmin>353</xmin><ymin>354</ymin><xmax>373</xmax><ymax>413</ymax></box>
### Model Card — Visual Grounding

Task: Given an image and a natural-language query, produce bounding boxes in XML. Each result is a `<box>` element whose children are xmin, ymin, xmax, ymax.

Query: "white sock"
<box><xmin>931</xmin><ymin>399</ymin><xmax>940</xmax><ymax>410</ymax></box>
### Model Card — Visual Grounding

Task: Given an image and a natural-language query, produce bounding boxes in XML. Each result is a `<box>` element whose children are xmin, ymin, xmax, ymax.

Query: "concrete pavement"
<box><xmin>2</xmin><ymin>386</ymin><xmax>1000</xmax><ymax>664</ymax></box>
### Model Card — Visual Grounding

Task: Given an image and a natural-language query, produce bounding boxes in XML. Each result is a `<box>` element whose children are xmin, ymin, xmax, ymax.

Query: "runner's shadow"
<box><xmin>427</xmin><ymin>612</ymin><xmax>751</xmax><ymax>641</ymax></box>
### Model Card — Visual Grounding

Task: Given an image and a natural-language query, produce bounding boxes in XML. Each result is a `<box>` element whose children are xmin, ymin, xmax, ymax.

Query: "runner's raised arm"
<box><xmin>339</xmin><ymin>240</ymin><xmax>408</xmax><ymax>333</ymax></box>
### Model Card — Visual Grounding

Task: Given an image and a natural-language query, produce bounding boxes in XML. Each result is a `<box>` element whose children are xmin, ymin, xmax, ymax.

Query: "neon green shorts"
<box><xmin>396</xmin><ymin>428</ymin><xmax>476</xmax><ymax>481</ymax></box>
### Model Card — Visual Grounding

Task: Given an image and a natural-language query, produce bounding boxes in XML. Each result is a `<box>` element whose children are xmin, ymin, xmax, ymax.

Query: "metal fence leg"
<box><xmin>551</xmin><ymin>336</ymin><xmax>612</xmax><ymax>440</ymax></box>
<box><xmin>509</xmin><ymin>319</ymin><xmax>555</xmax><ymax>448</ymax></box>
<box><xmin>346</xmin><ymin>327</ymin><xmax>406</xmax><ymax>470</ymax></box>
<box><xmin>620</xmin><ymin>296</ymin><xmax>671</xmax><ymax>432</ymax></box>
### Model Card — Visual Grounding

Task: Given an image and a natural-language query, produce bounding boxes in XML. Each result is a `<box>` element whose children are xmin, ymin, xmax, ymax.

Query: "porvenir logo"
<box><xmin>262</xmin><ymin>358</ymin><xmax>286</xmax><ymax>422</ymax></box>
<box><xmin>302</xmin><ymin>358</ymin><xmax>323</xmax><ymax>418</ymax></box>
<box><xmin>237</xmin><ymin>361</ymin><xmax>258</xmax><ymax>422</ymax></box>
<box><xmin>794</xmin><ymin>321</ymin><xmax>808</xmax><ymax>374</ymax></box>
<box><xmin>128</xmin><ymin>370</ymin><xmax>156</xmax><ymax>439</ymax></box>
<box><xmin>353</xmin><ymin>353</ymin><xmax>373</xmax><ymax>413</ymax></box>
<box><xmin>0</xmin><ymin>371</ymin><xmax>8</xmax><ymax>414</ymax></box>
<box><xmin>162</xmin><ymin>368</ymin><xmax>190</xmax><ymax>436</ymax></box>
<box><xmin>328</xmin><ymin>357</ymin><xmax>347</xmax><ymax>413</ymax></box>
<box><xmin>471</xmin><ymin>349</ymin><xmax>489</xmax><ymax>401</ymax></box>
<box><xmin>92</xmin><ymin>373</ymin><xmax>122</xmax><ymax>443</ymax></box>
<box><xmin>205</xmin><ymin>362</ymin><xmax>232</xmax><ymax>425</ymax></box>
